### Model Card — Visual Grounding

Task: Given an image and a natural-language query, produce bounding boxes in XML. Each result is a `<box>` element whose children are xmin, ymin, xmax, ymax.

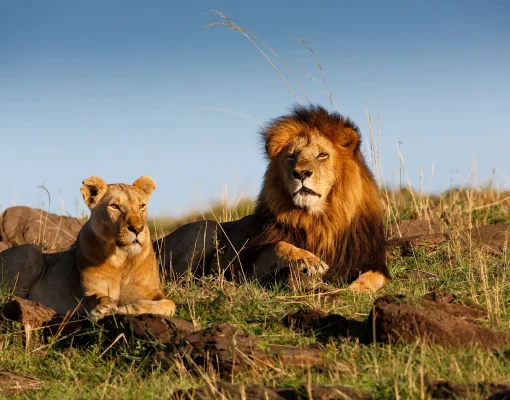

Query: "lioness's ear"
<box><xmin>339</xmin><ymin>128</ymin><xmax>360</xmax><ymax>151</ymax></box>
<box><xmin>133</xmin><ymin>176</ymin><xmax>156</xmax><ymax>196</ymax></box>
<box><xmin>80</xmin><ymin>176</ymin><xmax>107</xmax><ymax>209</ymax></box>
<box><xmin>264</xmin><ymin>120</ymin><xmax>301</xmax><ymax>158</ymax></box>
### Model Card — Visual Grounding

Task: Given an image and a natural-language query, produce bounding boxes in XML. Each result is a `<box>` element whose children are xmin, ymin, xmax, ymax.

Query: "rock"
<box><xmin>0</xmin><ymin>206</ymin><xmax>83</xmax><ymax>251</ymax></box>
<box><xmin>285</xmin><ymin>292</ymin><xmax>509</xmax><ymax>350</ymax></box>
<box><xmin>368</xmin><ymin>294</ymin><xmax>510</xmax><ymax>349</ymax></box>
<box><xmin>0</xmin><ymin>370</ymin><xmax>43</xmax><ymax>396</ymax></box>
<box><xmin>467</xmin><ymin>224</ymin><xmax>510</xmax><ymax>252</ymax></box>
<box><xmin>2</xmin><ymin>296</ymin><xmax>57</xmax><ymax>347</ymax></box>
<box><xmin>284</xmin><ymin>309</ymin><xmax>365</xmax><ymax>341</ymax></box>
<box><xmin>387</xmin><ymin>219</ymin><xmax>444</xmax><ymax>239</ymax></box>
<box><xmin>387</xmin><ymin>220</ymin><xmax>510</xmax><ymax>255</ymax></box>
<box><xmin>425</xmin><ymin>378</ymin><xmax>510</xmax><ymax>399</ymax></box>
<box><xmin>181</xmin><ymin>322</ymin><xmax>329</xmax><ymax>377</ymax></box>
<box><xmin>44</xmin><ymin>313</ymin><xmax>195</xmax><ymax>348</ymax></box>
<box><xmin>0</xmin><ymin>242</ymin><xmax>7</xmax><ymax>252</ymax></box>
<box><xmin>176</xmin><ymin>382</ymin><xmax>370</xmax><ymax>400</ymax></box>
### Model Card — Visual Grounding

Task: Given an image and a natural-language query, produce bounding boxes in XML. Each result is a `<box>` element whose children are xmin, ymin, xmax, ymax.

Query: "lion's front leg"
<box><xmin>348</xmin><ymin>271</ymin><xmax>390</xmax><ymax>293</ymax></box>
<box><xmin>255</xmin><ymin>241</ymin><xmax>330</xmax><ymax>279</ymax></box>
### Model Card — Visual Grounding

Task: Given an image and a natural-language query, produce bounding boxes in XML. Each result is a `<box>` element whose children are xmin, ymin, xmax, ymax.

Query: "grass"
<box><xmin>1</xmin><ymin>194</ymin><xmax>510</xmax><ymax>399</ymax></box>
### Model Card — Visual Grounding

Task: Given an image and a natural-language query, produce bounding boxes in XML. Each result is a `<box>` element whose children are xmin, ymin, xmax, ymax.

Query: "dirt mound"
<box><xmin>177</xmin><ymin>382</ymin><xmax>370</xmax><ymax>400</ymax></box>
<box><xmin>3</xmin><ymin>296</ymin><xmax>330</xmax><ymax>377</ymax></box>
<box><xmin>387</xmin><ymin>220</ymin><xmax>510</xmax><ymax>254</ymax></box>
<box><xmin>369</xmin><ymin>292</ymin><xmax>510</xmax><ymax>349</ymax></box>
<box><xmin>0</xmin><ymin>370</ymin><xmax>43</xmax><ymax>396</ymax></box>
<box><xmin>387</xmin><ymin>219</ymin><xmax>444</xmax><ymax>239</ymax></box>
<box><xmin>0</xmin><ymin>206</ymin><xmax>84</xmax><ymax>251</ymax></box>
<box><xmin>425</xmin><ymin>377</ymin><xmax>510</xmax><ymax>399</ymax></box>
<box><xmin>286</xmin><ymin>291</ymin><xmax>510</xmax><ymax>349</ymax></box>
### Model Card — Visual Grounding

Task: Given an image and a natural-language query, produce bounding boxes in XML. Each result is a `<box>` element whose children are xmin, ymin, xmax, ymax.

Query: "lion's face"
<box><xmin>262</xmin><ymin>108</ymin><xmax>361</xmax><ymax>216</ymax></box>
<box><xmin>280</xmin><ymin>133</ymin><xmax>336</xmax><ymax>213</ymax></box>
<box><xmin>80</xmin><ymin>176</ymin><xmax>156</xmax><ymax>257</ymax></box>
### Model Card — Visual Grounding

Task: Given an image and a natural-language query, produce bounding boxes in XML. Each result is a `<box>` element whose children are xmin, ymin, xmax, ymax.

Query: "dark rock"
<box><xmin>181</xmin><ymin>323</ymin><xmax>329</xmax><ymax>377</ymax></box>
<box><xmin>44</xmin><ymin>313</ymin><xmax>194</xmax><ymax>348</ymax></box>
<box><xmin>368</xmin><ymin>294</ymin><xmax>510</xmax><ymax>349</ymax></box>
<box><xmin>284</xmin><ymin>309</ymin><xmax>365</xmax><ymax>341</ymax></box>
<box><xmin>176</xmin><ymin>382</ymin><xmax>370</xmax><ymax>400</ymax></box>
<box><xmin>425</xmin><ymin>378</ymin><xmax>510</xmax><ymax>399</ymax></box>
<box><xmin>2</xmin><ymin>296</ymin><xmax>57</xmax><ymax>347</ymax></box>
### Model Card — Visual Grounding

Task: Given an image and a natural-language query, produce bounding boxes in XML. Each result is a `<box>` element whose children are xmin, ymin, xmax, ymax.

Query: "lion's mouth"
<box><xmin>294</xmin><ymin>187</ymin><xmax>321</xmax><ymax>198</ymax></box>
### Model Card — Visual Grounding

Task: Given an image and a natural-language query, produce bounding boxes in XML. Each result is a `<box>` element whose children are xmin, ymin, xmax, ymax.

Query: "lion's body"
<box><xmin>0</xmin><ymin>176</ymin><xmax>175</xmax><ymax>318</ymax></box>
<box><xmin>156</xmin><ymin>105</ymin><xmax>389</xmax><ymax>292</ymax></box>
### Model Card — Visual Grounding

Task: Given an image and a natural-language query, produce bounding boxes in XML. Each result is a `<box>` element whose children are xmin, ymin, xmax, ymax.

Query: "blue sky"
<box><xmin>1</xmin><ymin>0</ymin><xmax>509</xmax><ymax>217</ymax></box>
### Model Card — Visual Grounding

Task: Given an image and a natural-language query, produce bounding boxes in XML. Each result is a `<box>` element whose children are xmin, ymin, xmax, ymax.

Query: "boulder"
<box><xmin>0</xmin><ymin>206</ymin><xmax>83</xmax><ymax>251</ymax></box>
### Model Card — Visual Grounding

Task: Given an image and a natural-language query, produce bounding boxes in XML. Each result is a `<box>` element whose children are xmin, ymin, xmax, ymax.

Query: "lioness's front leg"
<box><xmin>255</xmin><ymin>241</ymin><xmax>329</xmax><ymax>278</ymax></box>
<box><xmin>84</xmin><ymin>294</ymin><xmax>119</xmax><ymax>321</ymax></box>
<box><xmin>116</xmin><ymin>291</ymin><xmax>176</xmax><ymax>317</ymax></box>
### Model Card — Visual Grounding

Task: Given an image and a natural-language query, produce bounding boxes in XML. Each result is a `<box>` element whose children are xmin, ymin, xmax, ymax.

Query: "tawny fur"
<box><xmin>0</xmin><ymin>176</ymin><xmax>175</xmax><ymax>319</ymax></box>
<box><xmin>156</xmin><ymin>105</ymin><xmax>389</xmax><ymax>292</ymax></box>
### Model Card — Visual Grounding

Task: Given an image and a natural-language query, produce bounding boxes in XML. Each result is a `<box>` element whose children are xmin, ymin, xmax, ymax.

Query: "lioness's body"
<box><xmin>156</xmin><ymin>105</ymin><xmax>390</xmax><ymax>293</ymax></box>
<box><xmin>1</xmin><ymin>176</ymin><xmax>175</xmax><ymax>318</ymax></box>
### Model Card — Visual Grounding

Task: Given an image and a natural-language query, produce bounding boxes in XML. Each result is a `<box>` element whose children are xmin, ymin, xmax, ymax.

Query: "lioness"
<box><xmin>0</xmin><ymin>176</ymin><xmax>175</xmax><ymax>319</ymax></box>
<box><xmin>155</xmin><ymin>105</ymin><xmax>390</xmax><ymax>293</ymax></box>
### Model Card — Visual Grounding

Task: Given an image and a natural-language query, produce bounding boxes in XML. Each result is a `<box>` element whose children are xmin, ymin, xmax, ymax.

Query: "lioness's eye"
<box><xmin>317</xmin><ymin>153</ymin><xmax>329</xmax><ymax>160</ymax></box>
<box><xmin>109</xmin><ymin>204</ymin><xmax>120</xmax><ymax>210</ymax></box>
<box><xmin>139</xmin><ymin>204</ymin><xmax>146</xmax><ymax>211</ymax></box>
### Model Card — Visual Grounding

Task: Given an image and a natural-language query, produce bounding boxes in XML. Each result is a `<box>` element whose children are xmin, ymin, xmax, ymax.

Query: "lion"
<box><xmin>0</xmin><ymin>176</ymin><xmax>175</xmax><ymax>319</ymax></box>
<box><xmin>155</xmin><ymin>105</ymin><xmax>390</xmax><ymax>293</ymax></box>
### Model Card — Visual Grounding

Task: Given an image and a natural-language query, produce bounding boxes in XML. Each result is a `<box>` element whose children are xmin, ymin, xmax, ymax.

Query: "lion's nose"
<box><xmin>292</xmin><ymin>170</ymin><xmax>313</xmax><ymax>181</ymax></box>
<box><xmin>128</xmin><ymin>223</ymin><xmax>144</xmax><ymax>235</ymax></box>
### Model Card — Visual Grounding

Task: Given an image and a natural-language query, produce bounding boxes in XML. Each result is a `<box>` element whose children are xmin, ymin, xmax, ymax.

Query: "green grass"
<box><xmin>1</xmin><ymin>235</ymin><xmax>509</xmax><ymax>399</ymax></box>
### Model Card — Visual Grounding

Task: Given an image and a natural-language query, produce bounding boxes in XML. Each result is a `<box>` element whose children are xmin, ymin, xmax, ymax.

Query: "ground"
<box><xmin>0</xmin><ymin>189</ymin><xmax>509</xmax><ymax>399</ymax></box>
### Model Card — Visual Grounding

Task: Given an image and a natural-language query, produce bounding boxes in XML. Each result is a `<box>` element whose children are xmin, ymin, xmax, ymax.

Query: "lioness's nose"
<box><xmin>292</xmin><ymin>169</ymin><xmax>313</xmax><ymax>181</ymax></box>
<box><xmin>128</xmin><ymin>223</ymin><xmax>144</xmax><ymax>235</ymax></box>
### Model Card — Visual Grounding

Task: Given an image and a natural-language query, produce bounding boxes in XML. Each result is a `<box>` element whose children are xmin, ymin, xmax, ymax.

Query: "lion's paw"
<box><xmin>348</xmin><ymin>271</ymin><xmax>389</xmax><ymax>294</ymax></box>
<box><xmin>296</xmin><ymin>255</ymin><xmax>330</xmax><ymax>277</ymax></box>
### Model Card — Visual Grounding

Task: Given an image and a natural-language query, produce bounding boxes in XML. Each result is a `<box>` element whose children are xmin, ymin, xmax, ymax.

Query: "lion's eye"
<box><xmin>286</xmin><ymin>153</ymin><xmax>296</xmax><ymax>161</ymax></box>
<box><xmin>139</xmin><ymin>204</ymin><xmax>146</xmax><ymax>211</ymax></box>
<box><xmin>317</xmin><ymin>153</ymin><xmax>329</xmax><ymax>160</ymax></box>
<box><xmin>109</xmin><ymin>204</ymin><xmax>120</xmax><ymax>211</ymax></box>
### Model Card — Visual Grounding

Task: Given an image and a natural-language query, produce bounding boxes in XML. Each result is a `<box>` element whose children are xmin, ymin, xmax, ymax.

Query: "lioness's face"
<box><xmin>281</xmin><ymin>134</ymin><xmax>336</xmax><ymax>213</ymax></box>
<box><xmin>80</xmin><ymin>176</ymin><xmax>156</xmax><ymax>256</ymax></box>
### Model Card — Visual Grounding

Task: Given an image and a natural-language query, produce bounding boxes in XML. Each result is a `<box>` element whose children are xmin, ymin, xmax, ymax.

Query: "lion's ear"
<box><xmin>339</xmin><ymin>128</ymin><xmax>360</xmax><ymax>151</ymax></box>
<box><xmin>80</xmin><ymin>176</ymin><xmax>108</xmax><ymax>210</ymax></box>
<box><xmin>133</xmin><ymin>176</ymin><xmax>156</xmax><ymax>196</ymax></box>
<box><xmin>264</xmin><ymin>120</ymin><xmax>300</xmax><ymax>158</ymax></box>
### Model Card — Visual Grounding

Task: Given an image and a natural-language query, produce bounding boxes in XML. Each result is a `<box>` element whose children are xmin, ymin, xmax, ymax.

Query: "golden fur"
<box><xmin>156</xmin><ymin>105</ymin><xmax>389</xmax><ymax>292</ymax></box>
<box><xmin>1</xmin><ymin>176</ymin><xmax>175</xmax><ymax>319</ymax></box>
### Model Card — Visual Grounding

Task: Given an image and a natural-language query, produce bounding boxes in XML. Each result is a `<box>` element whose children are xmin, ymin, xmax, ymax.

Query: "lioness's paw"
<box><xmin>161</xmin><ymin>299</ymin><xmax>176</xmax><ymax>317</ymax></box>
<box><xmin>348</xmin><ymin>271</ymin><xmax>389</xmax><ymax>294</ymax></box>
<box><xmin>90</xmin><ymin>303</ymin><xmax>118</xmax><ymax>321</ymax></box>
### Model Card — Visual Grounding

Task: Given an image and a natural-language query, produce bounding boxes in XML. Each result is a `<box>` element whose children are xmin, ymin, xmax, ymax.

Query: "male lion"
<box><xmin>0</xmin><ymin>176</ymin><xmax>175</xmax><ymax>319</ymax></box>
<box><xmin>155</xmin><ymin>105</ymin><xmax>389</xmax><ymax>292</ymax></box>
